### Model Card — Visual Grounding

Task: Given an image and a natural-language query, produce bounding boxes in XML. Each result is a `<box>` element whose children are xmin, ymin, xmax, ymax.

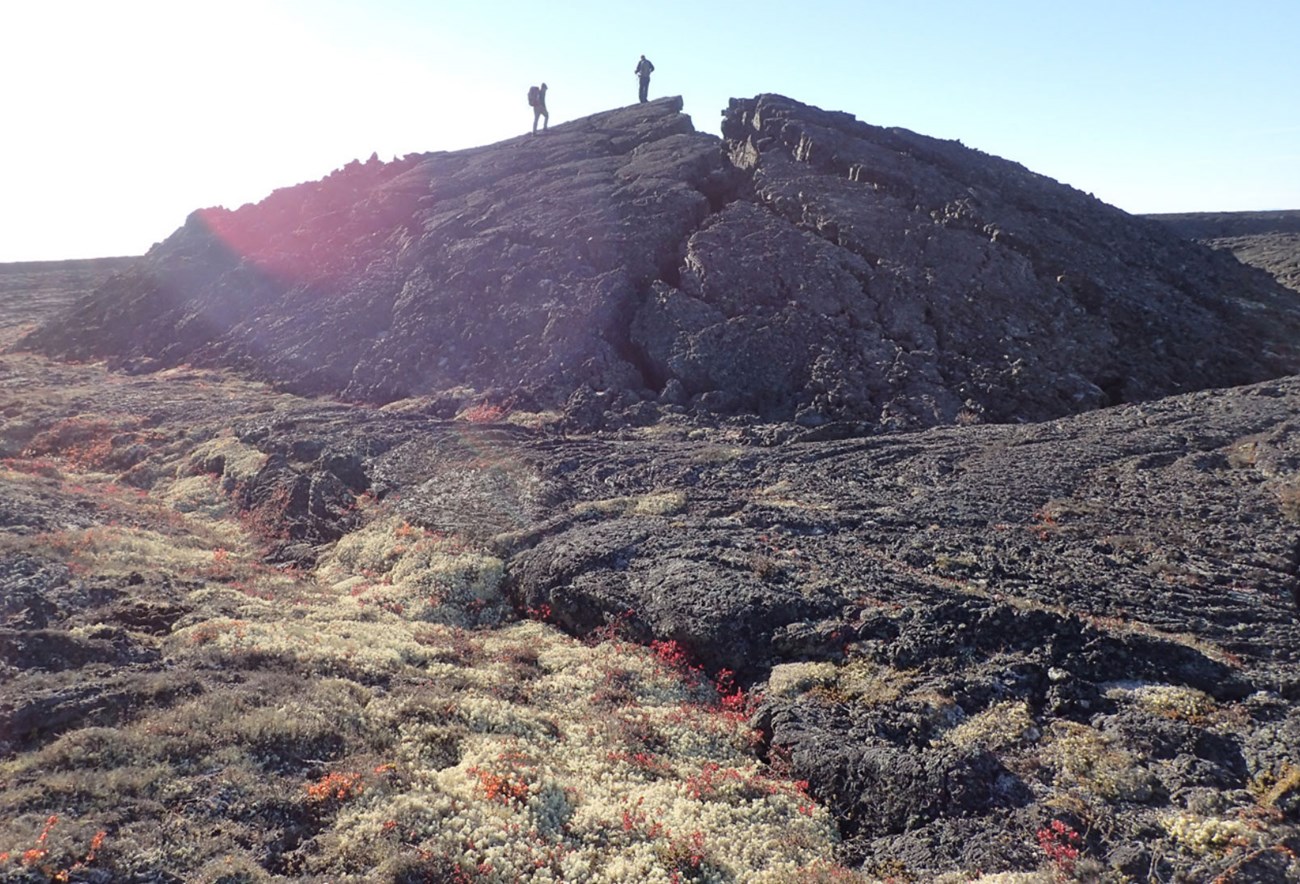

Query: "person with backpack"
<box><xmin>529</xmin><ymin>83</ymin><xmax>548</xmax><ymax>134</ymax></box>
<box><xmin>635</xmin><ymin>55</ymin><xmax>654</xmax><ymax>103</ymax></box>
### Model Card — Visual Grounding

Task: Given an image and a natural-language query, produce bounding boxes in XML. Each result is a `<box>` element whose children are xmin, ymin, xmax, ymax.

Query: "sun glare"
<box><xmin>4</xmin><ymin>1</ymin><xmax>506</xmax><ymax>260</ymax></box>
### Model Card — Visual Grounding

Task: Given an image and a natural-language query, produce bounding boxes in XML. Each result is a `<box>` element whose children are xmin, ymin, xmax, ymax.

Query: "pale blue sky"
<box><xmin>3</xmin><ymin>0</ymin><xmax>1297</xmax><ymax>261</ymax></box>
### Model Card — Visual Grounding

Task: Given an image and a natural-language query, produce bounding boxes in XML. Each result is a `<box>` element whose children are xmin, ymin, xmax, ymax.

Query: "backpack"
<box><xmin>528</xmin><ymin>86</ymin><xmax>540</xmax><ymax>107</ymax></box>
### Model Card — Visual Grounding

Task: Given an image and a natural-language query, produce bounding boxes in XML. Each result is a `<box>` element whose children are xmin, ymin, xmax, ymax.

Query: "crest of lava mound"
<box><xmin>20</xmin><ymin>94</ymin><xmax>1300</xmax><ymax>429</ymax></box>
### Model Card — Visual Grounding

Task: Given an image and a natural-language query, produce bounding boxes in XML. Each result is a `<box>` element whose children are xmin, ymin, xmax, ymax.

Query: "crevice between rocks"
<box><xmin>604</xmin><ymin>144</ymin><xmax>754</xmax><ymax>399</ymax></box>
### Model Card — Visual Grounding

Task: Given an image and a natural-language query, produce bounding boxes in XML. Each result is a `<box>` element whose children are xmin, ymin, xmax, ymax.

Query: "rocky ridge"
<box><xmin>19</xmin><ymin>95</ymin><xmax>1300</xmax><ymax>432</ymax></box>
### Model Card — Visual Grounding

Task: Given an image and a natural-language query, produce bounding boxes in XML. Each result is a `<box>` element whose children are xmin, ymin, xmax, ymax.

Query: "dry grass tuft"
<box><xmin>1041</xmin><ymin>721</ymin><xmax>1156</xmax><ymax>803</ymax></box>
<box><xmin>943</xmin><ymin>700</ymin><xmax>1037</xmax><ymax>752</ymax></box>
<box><xmin>573</xmin><ymin>490</ymin><xmax>688</xmax><ymax>519</ymax></box>
<box><xmin>1278</xmin><ymin>479</ymin><xmax>1300</xmax><ymax>523</ymax></box>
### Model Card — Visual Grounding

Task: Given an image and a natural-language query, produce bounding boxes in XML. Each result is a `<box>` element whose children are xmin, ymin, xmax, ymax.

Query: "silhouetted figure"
<box><xmin>529</xmin><ymin>82</ymin><xmax>549</xmax><ymax>134</ymax></box>
<box><xmin>635</xmin><ymin>55</ymin><xmax>654</xmax><ymax>103</ymax></box>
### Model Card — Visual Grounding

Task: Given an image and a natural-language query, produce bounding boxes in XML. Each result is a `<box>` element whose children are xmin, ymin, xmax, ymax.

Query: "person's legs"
<box><xmin>639</xmin><ymin>78</ymin><xmax>648</xmax><ymax>102</ymax></box>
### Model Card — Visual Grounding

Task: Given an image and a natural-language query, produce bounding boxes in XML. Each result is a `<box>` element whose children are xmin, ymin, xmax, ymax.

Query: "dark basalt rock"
<box><xmin>20</xmin><ymin>98</ymin><xmax>728</xmax><ymax>411</ymax></box>
<box><xmin>491</xmin><ymin>373</ymin><xmax>1300</xmax><ymax>872</ymax></box>
<box><xmin>695</xmin><ymin>95</ymin><xmax>1300</xmax><ymax>427</ymax></box>
<box><xmin>7</xmin><ymin>97</ymin><xmax>1300</xmax><ymax>881</ymax></box>
<box><xmin>18</xmin><ymin>95</ymin><xmax>1300</xmax><ymax>431</ymax></box>
<box><xmin>0</xmin><ymin>551</ymin><xmax>202</xmax><ymax>753</ymax></box>
<box><xmin>511</xmin><ymin>520</ymin><xmax>835</xmax><ymax>675</ymax></box>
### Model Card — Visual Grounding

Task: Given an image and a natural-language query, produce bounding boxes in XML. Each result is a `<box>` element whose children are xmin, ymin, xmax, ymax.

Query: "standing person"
<box><xmin>635</xmin><ymin>55</ymin><xmax>654</xmax><ymax>103</ymax></box>
<box><xmin>529</xmin><ymin>82</ymin><xmax>549</xmax><ymax>134</ymax></box>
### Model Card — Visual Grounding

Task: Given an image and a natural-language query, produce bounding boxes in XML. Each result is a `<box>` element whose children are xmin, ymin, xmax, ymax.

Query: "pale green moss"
<box><xmin>943</xmin><ymin>701</ymin><xmax>1037</xmax><ymax>751</ymax></box>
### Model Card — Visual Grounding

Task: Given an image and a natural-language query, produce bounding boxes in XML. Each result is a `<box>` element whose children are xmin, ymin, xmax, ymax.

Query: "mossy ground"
<box><xmin>3</xmin><ymin>352</ymin><xmax>1299</xmax><ymax>882</ymax></box>
<box><xmin>0</xmin><ymin>355</ymin><xmax>850</xmax><ymax>883</ymax></box>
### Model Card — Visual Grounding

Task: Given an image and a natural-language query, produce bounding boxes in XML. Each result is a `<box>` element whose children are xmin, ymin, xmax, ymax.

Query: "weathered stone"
<box><xmin>20</xmin><ymin>95</ymin><xmax>1300</xmax><ymax>433</ymax></box>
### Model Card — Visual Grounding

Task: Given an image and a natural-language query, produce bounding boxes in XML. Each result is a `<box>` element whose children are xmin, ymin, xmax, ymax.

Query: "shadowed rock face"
<box><xmin>18</xmin><ymin>94</ymin><xmax>1300</xmax><ymax>431</ymax></box>
<box><xmin>682</xmin><ymin>96</ymin><xmax>1300</xmax><ymax>427</ymax></box>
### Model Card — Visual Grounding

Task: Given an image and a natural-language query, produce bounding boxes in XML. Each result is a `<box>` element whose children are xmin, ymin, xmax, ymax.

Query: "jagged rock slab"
<box><xmin>463</xmin><ymin>374</ymin><xmax>1300</xmax><ymax>875</ymax></box>
<box><xmin>653</xmin><ymin>95</ymin><xmax>1300</xmax><ymax>427</ymax></box>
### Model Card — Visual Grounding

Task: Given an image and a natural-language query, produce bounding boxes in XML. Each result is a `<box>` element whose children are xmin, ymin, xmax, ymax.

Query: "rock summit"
<box><xmin>21</xmin><ymin>94</ymin><xmax>1300</xmax><ymax>432</ymax></box>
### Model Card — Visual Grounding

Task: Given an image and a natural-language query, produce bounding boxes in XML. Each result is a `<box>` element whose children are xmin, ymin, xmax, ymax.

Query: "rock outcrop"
<box><xmin>20</xmin><ymin>99</ymin><xmax>732</xmax><ymax>410</ymax></box>
<box><xmin>18</xmin><ymin>95</ymin><xmax>1300</xmax><ymax>431</ymax></box>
